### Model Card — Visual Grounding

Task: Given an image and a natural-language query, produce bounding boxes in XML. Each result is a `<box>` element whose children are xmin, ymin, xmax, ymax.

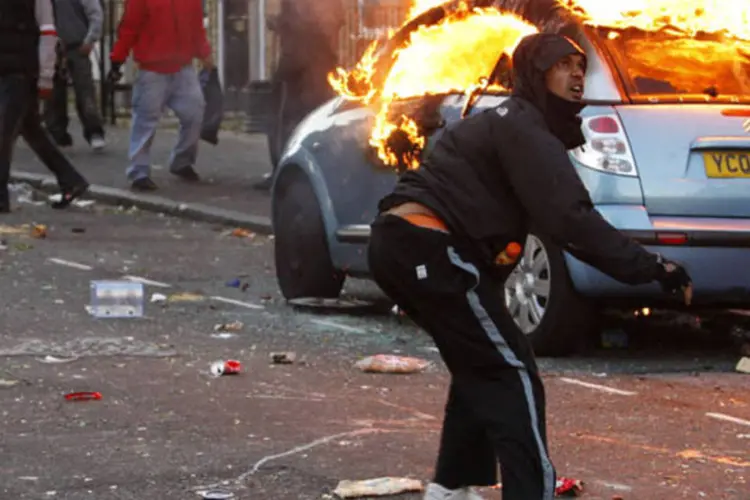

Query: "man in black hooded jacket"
<box><xmin>367</xmin><ymin>33</ymin><xmax>692</xmax><ymax>500</ymax></box>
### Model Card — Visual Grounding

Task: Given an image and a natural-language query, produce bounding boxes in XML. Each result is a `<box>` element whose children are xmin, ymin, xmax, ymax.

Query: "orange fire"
<box><xmin>564</xmin><ymin>0</ymin><xmax>750</xmax><ymax>40</ymax></box>
<box><xmin>328</xmin><ymin>3</ymin><xmax>536</xmax><ymax>169</ymax></box>
<box><xmin>329</xmin><ymin>0</ymin><xmax>750</xmax><ymax>170</ymax></box>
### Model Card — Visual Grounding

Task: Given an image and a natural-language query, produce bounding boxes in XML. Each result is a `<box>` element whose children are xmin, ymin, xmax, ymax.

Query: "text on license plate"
<box><xmin>703</xmin><ymin>151</ymin><xmax>750</xmax><ymax>178</ymax></box>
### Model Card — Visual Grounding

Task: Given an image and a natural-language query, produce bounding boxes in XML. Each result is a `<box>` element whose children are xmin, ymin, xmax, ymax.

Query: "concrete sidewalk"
<box><xmin>10</xmin><ymin>120</ymin><xmax>275</xmax><ymax>233</ymax></box>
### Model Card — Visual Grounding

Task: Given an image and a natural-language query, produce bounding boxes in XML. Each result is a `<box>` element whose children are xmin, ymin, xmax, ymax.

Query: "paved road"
<box><xmin>0</xmin><ymin>201</ymin><xmax>748</xmax><ymax>500</ymax></box>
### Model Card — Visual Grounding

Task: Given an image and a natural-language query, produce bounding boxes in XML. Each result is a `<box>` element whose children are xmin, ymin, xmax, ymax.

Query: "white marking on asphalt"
<box><xmin>244</xmin><ymin>428</ymin><xmax>382</xmax><ymax>477</ymax></box>
<box><xmin>310</xmin><ymin>318</ymin><xmax>366</xmax><ymax>334</ymax></box>
<box><xmin>210</xmin><ymin>296</ymin><xmax>264</xmax><ymax>310</ymax></box>
<box><xmin>121</xmin><ymin>275</ymin><xmax>171</xmax><ymax>288</ymax></box>
<box><xmin>706</xmin><ymin>412</ymin><xmax>750</xmax><ymax>427</ymax></box>
<box><xmin>48</xmin><ymin>258</ymin><xmax>92</xmax><ymax>271</ymax></box>
<box><xmin>595</xmin><ymin>480</ymin><xmax>633</xmax><ymax>492</ymax></box>
<box><xmin>192</xmin><ymin>428</ymin><xmax>386</xmax><ymax>492</ymax></box>
<box><xmin>559</xmin><ymin>377</ymin><xmax>637</xmax><ymax>396</ymax></box>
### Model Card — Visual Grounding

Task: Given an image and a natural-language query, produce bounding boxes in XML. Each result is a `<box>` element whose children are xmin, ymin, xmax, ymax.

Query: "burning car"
<box><xmin>270</xmin><ymin>0</ymin><xmax>750</xmax><ymax>356</ymax></box>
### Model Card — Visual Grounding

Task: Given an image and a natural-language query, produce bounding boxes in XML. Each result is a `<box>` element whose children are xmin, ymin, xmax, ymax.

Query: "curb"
<box><xmin>10</xmin><ymin>171</ymin><xmax>274</xmax><ymax>235</ymax></box>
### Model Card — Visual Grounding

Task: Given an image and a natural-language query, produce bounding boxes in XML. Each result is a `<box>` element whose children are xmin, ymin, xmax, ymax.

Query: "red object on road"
<box><xmin>223</xmin><ymin>360</ymin><xmax>241</xmax><ymax>374</ymax></box>
<box><xmin>211</xmin><ymin>360</ymin><xmax>242</xmax><ymax>376</ymax></box>
<box><xmin>555</xmin><ymin>477</ymin><xmax>584</xmax><ymax>496</ymax></box>
<box><xmin>64</xmin><ymin>391</ymin><xmax>102</xmax><ymax>402</ymax></box>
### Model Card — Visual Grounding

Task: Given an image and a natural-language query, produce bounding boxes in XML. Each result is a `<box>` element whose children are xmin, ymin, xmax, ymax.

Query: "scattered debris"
<box><xmin>9</xmin><ymin>182</ymin><xmax>47</xmax><ymax>205</ymax></box>
<box><xmin>0</xmin><ymin>378</ymin><xmax>19</xmax><ymax>388</ymax></box>
<box><xmin>210</xmin><ymin>332</ymin><xmax>236</xmax><ymax>339</ymax></box>
<box><xmin>355</xmin><ymin>355</ymin><xmax>431</xmax><ymax>374</ymax></box>
<box><xmin>333</xmin><ymin>477</ymin><xmax>424</xmax><ymax>498</ymax></box>
<box><xmin>71</xmin><ymin>227</ymin><xmax>86</xmax><ymax>234</ymax></box>
<box><xmin>288</xmin><ymin>297</ymin><xmax>376</xmax><ymax>313</ymax></box>
<box><xmin>150</xmin><ymin>293</ymin><xmax>168</xmax><ymax>304</ymax></box>
<box><xmin>64</xmin><ymin>391</ymin><xmax>102</xmax><ymax>402</ymax></box>
<box><xmin>214</xmin><ymin>321</ymin><xmax>243</xmax><ymax>332</ymax></box>
<box><xmin>555</xmin><ymin>477</ymin><xmax>584</xmax><ymax>497</ymax></box>
<box><xmin>14</xmin><ymin>242</ymin><xmax>32</xmax><ymax>251</ymax></box>
<box><xmin>31</xmin><ymin>224</ymin><xmax>47</xmax><ymax>239</ymax></box>
<box><xmin>0</xmin><ymin>239</ymin><xmax>7</xmax><ymax>251</ymax></box>
<box><xmin>167</xmin><ymin>292</ymin><xmax>204</xmax><ymax>303</ymax></box>
<box><xmin>197</xmin><ymin>490</ymin><xmax>234</xmax><ymax>500</ymax></box>
<box><xmin>89</xmin><ymin>281</ymin><xmax>144</xmax><ymax>318</ymax></box>
<box><xmin>210</xmin><ymin>360</ymin><xmax>241</xmax><ymax>377</ymax></box>
<box><xmin>225</xmin><ymin>278</ymin><xmax>241</xmax><ymax>288</ymax></box>
<box><xmin>230</xmin><ymin>228</ymin><xmax>254</xmax><ymax>238</ymax></box>
<box><xmin>270</xmin><ymin>352</ymin><xmax>296</xmax><ymax>364</ymax></box>
<box><xmin>0</xmin><ymin>224</ymin><xmax>29</xmax><ymax>235</ymax></box>
<box><xmin>736</xmin><ymin>357</ymin><xmax>750</xmax><ymax>374</ymax></box>
<box><xmin>38</xmin><ymin>355</ymin><xmax>78</xmax><ymax>364</ymax></box>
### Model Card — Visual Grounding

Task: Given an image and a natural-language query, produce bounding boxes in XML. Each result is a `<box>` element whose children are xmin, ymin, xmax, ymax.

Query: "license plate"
<box><xmin>703</xmin><ymin>151</ymin><xmax>750</xmax><ymax>178</ymax></box>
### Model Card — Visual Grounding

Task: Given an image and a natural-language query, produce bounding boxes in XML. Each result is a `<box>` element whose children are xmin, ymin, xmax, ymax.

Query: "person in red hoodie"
<box><xmin>107</xmin><ymin>0</ymin><xmax>213</xmax><ymax>191</ymax></box>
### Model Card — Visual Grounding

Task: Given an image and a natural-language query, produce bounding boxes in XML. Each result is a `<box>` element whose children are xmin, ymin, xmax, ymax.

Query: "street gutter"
<box><xmin>10</xmin><ymin>171</ymin><xmax>273</xmax><ymax>235</ymax></box>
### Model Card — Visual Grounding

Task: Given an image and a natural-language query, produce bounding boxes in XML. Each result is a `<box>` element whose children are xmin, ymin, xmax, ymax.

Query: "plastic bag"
<box><xmin>354</xmin><ymin>354</ymin><xmax>431</xmax><ymax>374</ymax></box>
<box><xmin>199</xmin><ymin>68</ymin><xmax>224</xmax><ymax>145</ymax></box>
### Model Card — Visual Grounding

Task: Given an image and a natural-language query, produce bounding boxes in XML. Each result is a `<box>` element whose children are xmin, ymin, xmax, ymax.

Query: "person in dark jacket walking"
<box><xmin>255</xmin><ymin>0</ymin><xmax>345</xmax><ymax>190</ymax></box>
<box><xmin>368</xmin><ymin>33</ymin><xmax>692</xmax><ymax>500</ymax></box>
<box><xmin>107</xmin><ymin>0</ymin><xmax>213</xmax><ymax>191</ymax></box>
<box><xmin>0</xmin><ymin>0</ymin><xmax>89</xmax><ymax>213</ymax></box>
<box><xmin>44</xmin><ymin>0</ymin><xmax>106</xmax><ymax>151</ymax></box>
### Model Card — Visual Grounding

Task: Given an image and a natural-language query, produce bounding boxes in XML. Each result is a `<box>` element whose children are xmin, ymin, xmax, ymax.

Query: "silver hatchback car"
<box><xmin>271</xmin><ymin>0</ymin><xmax>750</xmax><ymax>356</ymax></box>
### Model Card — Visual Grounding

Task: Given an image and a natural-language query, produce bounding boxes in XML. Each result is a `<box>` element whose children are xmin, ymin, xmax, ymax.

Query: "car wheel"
<box><xmin>503</xmin><ymin>233</ymin><xmax>598</xmax><ymax>357</ymax></box>
<box><xmin>273</xmin><ymin>171</ymin><xmax>345</xmax><ymax>300</ymax></box>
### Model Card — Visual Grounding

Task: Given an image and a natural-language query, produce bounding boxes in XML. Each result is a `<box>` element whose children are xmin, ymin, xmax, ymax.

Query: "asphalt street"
<box><xmin>0</xmin><ymin>197</ymin><xmax>748</xmax><ymax>500</ymax></box>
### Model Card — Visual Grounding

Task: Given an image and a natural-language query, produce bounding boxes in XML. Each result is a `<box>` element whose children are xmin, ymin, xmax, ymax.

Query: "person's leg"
<box><xmin>433</xmin><ymin>380</ymin><xmax>497</xmax><ymax>489</ymax></box>
<box><xmin>19</xmin><ymin>79</ymin><xmax>88</xmax><ymax>201</ymax></box>
<box><xmin>43</xmin><ymin>60</ymin><xmax>72</xmax><ymax>146</ymax></box>
<box><xmin>165</xmin><ymin>66</ymin><xmax>204</xmax><ymax>179</ymax></box>
<box><xmin>67</xmin><ymin>50</ymin><xmax>105</xmax><ymax>146</ymax></box>
<box><xmin>367</xmin><ymin>216</ymin><xmax>499</xmax><ymax>497</ymax></box>
<box><xmin>444</xmin><ymin>249</ymin><xmax>555</xmax><ymax>500</ymax></box>
<box><xmin>368</xmin><ymin>215</ymin><xmax>555</xmax><ymax>499</ymax></box>
<box><xmin>128</xmin><ymin>69</ymin><xmax>169</xmax><ymax>186</ymax></box>
<box><xmin>0</xmin><ymin>75</ymin><xmax>31</xmax><ymax>212</ymax></box>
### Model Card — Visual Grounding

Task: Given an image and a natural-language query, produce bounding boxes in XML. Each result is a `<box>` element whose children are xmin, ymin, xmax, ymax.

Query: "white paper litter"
<box><xmin>333</xmin><ymin>477</ymin><xmax>423</xmax><ymax>498</ymax></box>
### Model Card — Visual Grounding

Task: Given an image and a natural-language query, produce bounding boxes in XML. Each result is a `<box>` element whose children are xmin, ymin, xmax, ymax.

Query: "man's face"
<box><xmin>545</xmin><ymin>54</ymin><xmax>586</xmax><ymax>101</ymax></box>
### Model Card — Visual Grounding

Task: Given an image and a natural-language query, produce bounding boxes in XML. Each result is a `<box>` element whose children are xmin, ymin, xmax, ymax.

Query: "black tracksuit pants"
<box><xmin>368</xmin><ymin>214</ymin><xmax>556</xmax><ymax>500</ymax></box>
<box><xmin>0</xmin><ymin>74</ymin><xmax>87</xmax><ymax>211</ymax></box>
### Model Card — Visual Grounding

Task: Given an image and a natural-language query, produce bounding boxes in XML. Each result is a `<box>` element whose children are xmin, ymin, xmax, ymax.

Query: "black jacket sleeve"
<box><xmin>497</xmin><ymin>124</ymin><xmax>659</xmax><ymax>285</ymax></box>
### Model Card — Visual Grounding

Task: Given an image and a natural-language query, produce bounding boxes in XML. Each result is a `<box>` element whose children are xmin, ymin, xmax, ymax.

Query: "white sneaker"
<box><xmin>423</xmin><ymin>482</ymin><xmax>485</xmax><ymax>500</ymax></box>
<box><xmin>90</xmin><ymin>135</ymin><xmax>106</xmax><ymax>151</ymax></box>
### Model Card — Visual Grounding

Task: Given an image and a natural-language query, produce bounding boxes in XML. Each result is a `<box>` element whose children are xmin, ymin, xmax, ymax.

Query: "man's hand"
<box><xmin>79</xmin><ymin>43</ymin><xmax>94</xmax><ymax>56</ymax></box>
<box><xmin>106</xmin><ymin>62</ymin><xmax>123</xmax><ymax>84</ymax></box>
<box><xmin>655</xmin><ymin>257</ymin><xmax>693</xmax><ymax>305</ymax></box>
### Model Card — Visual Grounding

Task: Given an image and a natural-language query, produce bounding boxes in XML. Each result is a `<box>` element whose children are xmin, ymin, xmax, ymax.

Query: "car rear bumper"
<box><xmin>566</xmin><ymin>205</ymin><xmax>750</xmax><ymax>304</ymax></box>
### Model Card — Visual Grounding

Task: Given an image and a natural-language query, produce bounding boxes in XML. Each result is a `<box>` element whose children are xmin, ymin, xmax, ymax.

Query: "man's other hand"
<box><xmin>655</xmin><ymin>257</ymin><xmax>692</xmax><ymax>303</ymax></box>
<box><xmin>107</xmin><ymin>62</ymin><xmax>123</xmax><ymax>84</ymax></box>
<box><xmin>79</xmin><ymin>43</ymin><xmax>94</xmax><ymax>56</ymax></box>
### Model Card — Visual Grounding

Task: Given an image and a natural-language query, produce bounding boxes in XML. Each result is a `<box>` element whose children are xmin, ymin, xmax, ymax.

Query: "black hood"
<box><xmin>511</xmin><ymin>33</ymin><xmax>588</xmax><ymax>149</ymax></box>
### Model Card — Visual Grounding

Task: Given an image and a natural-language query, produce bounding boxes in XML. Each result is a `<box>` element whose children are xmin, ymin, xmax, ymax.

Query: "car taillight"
<box><xmin>570</xmin><ymin>113</ymin><xmax>638</xmax><ymax>177</ymax></box>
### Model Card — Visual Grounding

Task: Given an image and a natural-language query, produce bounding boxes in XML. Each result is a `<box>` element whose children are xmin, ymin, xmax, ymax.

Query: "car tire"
<box><xmin>503</xmin><ymin>233</ymin><xmax>599</xmax><ymax>357</ymax></box>
<box><xmin>273</xmin><ymin>171</ymin><xmax>345</xmax><ymax>300</ymax></box>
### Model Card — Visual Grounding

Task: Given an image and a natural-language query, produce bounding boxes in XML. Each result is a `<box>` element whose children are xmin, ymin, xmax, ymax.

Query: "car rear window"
<box><xmin>600</xmin><ymin>30</ymin><xmax>750</xmax><ymax>100</ymax></box>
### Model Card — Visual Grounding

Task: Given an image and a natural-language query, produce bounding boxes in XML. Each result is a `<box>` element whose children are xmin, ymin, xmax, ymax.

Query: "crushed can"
<box><xmin>210</xmin><ymin>360</ymin><xmax>241</xmax><ymax>377</ymax></box>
